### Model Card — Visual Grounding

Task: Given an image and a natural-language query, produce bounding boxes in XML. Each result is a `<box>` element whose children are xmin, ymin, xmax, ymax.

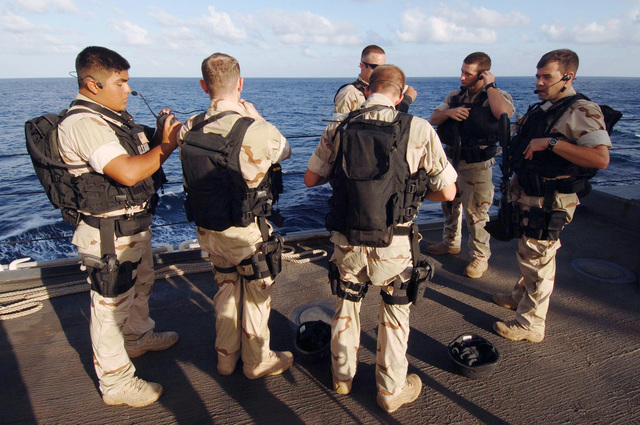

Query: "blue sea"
<box><xmin>1</xmin><ymin>77</ymin><xmax>639</xmax><ymax>264</ymax></box>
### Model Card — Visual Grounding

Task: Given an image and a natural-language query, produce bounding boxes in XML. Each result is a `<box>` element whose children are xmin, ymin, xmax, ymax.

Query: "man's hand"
<box><xmin>447</xmin><ymin>106</ymin><xmax>471</xmax><ymax>121</ymax></box>
<box><xmin>240</xmin><ymin>99</ymin><xmax>264</xmax><ymax>120</ymax></box>
<box><xmin>523</xmin><ymin>137</ymin><xmax>551</xmax><ymax>160</ymax></box>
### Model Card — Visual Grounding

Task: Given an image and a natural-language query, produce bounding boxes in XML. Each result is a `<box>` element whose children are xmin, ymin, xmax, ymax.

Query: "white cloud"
<box><xmin>148</xmin><ymin>6</ymin><xmax>180</xmax><ymax>27</ymax></box>
<box><xmin>111</xmin><ymin>20</ymin><xmax>152</xmax><ymax>46</ymax></box>
<box><xmin>397</xmin><ymin>7</ymin><xmax>497</xmax><ymax>44</ymax></box>
<box><xmin>0</xmin><ymin>11</ymin><xmax>37</xmax><ymax>32</ymax></box>
<box><xmin>433</xmin><ymin>4</ymin><xmax>530</xmax><ymax>28</ymax></box>
<box><xmin>262</xmin><ymin>10</ymin><xmax>360</xmax><ymax>46</ymax></box>
<box><xmin>541</xmin><ymin>8</ymin><xmax>640</xmax><ymax>44</ymax></box>
<box><xmin>13</xmin><ymin>0</ymin><xmax>79</xmax><ymax>14</ymax></box>
<box><xmin>199</xmin><ymin>6</ymin><xmax>247</xmax><ymax>43</ymax></box>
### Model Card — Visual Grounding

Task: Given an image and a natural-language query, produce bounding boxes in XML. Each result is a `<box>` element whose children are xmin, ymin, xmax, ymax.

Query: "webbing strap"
<box><xmin>190</xmin><ymin>110</ymin><xmax>241</xmax><ymax>132</ymax></box>
<box><xmin>99</xmin><ymin>218</ymin><xmax>116</xmax><ymax>258</ymax></box>
<box><xmin>214</xmin><ymin>265</ymin><xmax>238</xmax><ymax>274</ymax></box>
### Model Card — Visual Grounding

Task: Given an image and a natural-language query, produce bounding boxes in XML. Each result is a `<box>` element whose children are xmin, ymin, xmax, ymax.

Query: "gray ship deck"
<box><xmin>1</xmin><ymin>186</ymin><xmax>639</xmax><ymax>425</ymax></box>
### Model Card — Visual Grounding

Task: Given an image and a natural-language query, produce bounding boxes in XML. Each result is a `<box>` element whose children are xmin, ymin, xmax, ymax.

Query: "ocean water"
<box><xmin>1</xmin><ymin>77</ymin><xmax>638</xmax><ymax>264</ymax></box>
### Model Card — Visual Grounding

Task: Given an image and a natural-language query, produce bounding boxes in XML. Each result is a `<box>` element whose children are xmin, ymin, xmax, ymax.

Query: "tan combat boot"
<box><xmin>243</xmin><ymin>351</ymin><xmax>294</xmax><ymax>379</ymax></box>
<box><xmin>102</xmin><ymin>377</ymin><xmax>163</xmax><ymax>407</ymax></box>
<box><xmin>125</xmin><ymin>331</ymin><xmax>179</xmax><ymax>359</ymax></box>
<box><xmin>493</xmin><ymin>320</ymin><xmax>544</xmax><ymax>342</ymax></box>
<box><xmin>464</xmin><ymin>258</ymin><xmax>488</xmax><ymax>279</ymax></box>
<box><xmin>376</xmin><ymin>374</ymin><xmax>422</xmax><ymax>413</ymax></box>
<box><xmin>426</xmin><ymin>243</ymin><xmax>461</xmax><ymax>255</ymax></box>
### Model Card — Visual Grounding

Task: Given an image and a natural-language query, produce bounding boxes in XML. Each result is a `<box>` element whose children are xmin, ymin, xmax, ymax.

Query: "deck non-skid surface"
<box><xmin>2</xmin><ymin>189</ymin><xmax>639</xmax><ymax>424</ymax></box>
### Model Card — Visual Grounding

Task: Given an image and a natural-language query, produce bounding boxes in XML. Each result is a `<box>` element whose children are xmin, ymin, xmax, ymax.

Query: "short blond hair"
<box><xmin>201</xmin><ymin>53</ymin><xmax>240</xmax><ymax>96</ymax></box>
<box><xmin>368</xmin><ymin>65</ymin><xmax>405</xmax><ymax>97</ymax></box>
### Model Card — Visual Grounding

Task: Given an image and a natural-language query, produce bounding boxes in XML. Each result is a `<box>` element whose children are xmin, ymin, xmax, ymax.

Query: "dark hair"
<box><xmin>361</xmin><ymin>45</ymin><xmax>385</xmax><ymax>61</ymax></box>
<box><xmin>537</xmin><ymin>49</ymin><xmax>579</xmax><ymax>75</ymax></box>
<box><xmin>75</xmin><ymin>46</ymin><xmax>130</xmax><ymax>88</ymax></box>
<box><xmin>463</xmin><ymin>52</ymin><xmax>491</xmax><ymax>73</ymax></box>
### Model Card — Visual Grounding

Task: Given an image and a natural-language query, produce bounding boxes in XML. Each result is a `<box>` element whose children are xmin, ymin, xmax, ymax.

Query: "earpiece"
<box><xmin>561</xmin><ymin>75</ymin><xmax>571</xmax><ymax>81</ymax></box>
<box><xmin>96</xmin><ymin>82</ymin><xmax>103</xmax><ymax>89</ymax></box>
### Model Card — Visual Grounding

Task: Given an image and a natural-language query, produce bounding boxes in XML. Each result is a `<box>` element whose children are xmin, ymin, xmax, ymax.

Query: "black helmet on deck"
<box><xmin>448</xmin><ymin>333</ymin><xmax>500</xmax><ymax>379</ymax></box>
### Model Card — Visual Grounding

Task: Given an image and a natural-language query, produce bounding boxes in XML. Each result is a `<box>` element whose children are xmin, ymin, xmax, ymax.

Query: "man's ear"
<box><xmin>394</xmin><ymin>94</ymin><xmax>404</xmax><ymax>106</ymax></box>
<box><xmin>199</xmin><ymin>79</ymin><xmax>209</xmax><ymax>94</ymax></box>
<box><xmin>85</xmin><ymin>79</ymin><xmax>101</xmax><ymax>95</ymax></box>
<box><xmin>237</xmin><ymin>77</ymin><xmax>244</xmax><ymax>93</ymax></box>
<box><xmin>364</xmin><ymin>86</ymin><xmax>370</xmax><ymax>99</ymax></box>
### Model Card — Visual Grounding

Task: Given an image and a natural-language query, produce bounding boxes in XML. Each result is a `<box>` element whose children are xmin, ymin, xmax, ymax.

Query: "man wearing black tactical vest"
<box><xmin>306</xmin><ymin>65</ymin><xmax>457</xmax><ymax>413</ymax></box>
<box><xmin>428</xmin><ymin>52</ymin><xmax>515</xmax><ymax>279</ymax></box>
<box><xmin>57</xmin><ymin>46</ymin><xmax>181</xmax><ymax>407</ymax></box>
<box><xmin>177</xmin><ymin>53</ymin><xmax>293</xmax><ymax>381</ymax></box>
<box><xmin>333</xmin><ymin>45</ymin><xmax>417</xmax><ymax>115</ymax></box>
<box><xmin>492</xmin><ymin>49</ymin><xmax>611</xmax><ymax>343</ymax></box>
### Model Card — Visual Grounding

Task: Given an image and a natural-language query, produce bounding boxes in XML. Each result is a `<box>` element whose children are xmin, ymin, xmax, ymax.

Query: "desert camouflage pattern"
<box><xmin>333</xmin><ymin>77</ymin><xmax>367</xmax><ymax>115</ymax></box>
<box><xmin>57</xmin><ymin>96</ymin><xmax>157</xmax><ymax>395</ymax></box>
<box><xmin>178</xmin><ymin>98</ymin><xmax>290</xmax><ymax>365</ymax></box>
<box><xmin>434</xmin><ymin>86</ymin><xmax>513</xmax><ymax>261</ymax></box>
<box><xmin>308</xmin><ymin>93</ymin><xmax>457</xmax><ymax>396</ymax></box>
<box><xmin>440</xmin><ymin>158</ymin><xmax>495</xmax><ymax>260</ymax></box>
<box><xmin>507</xmin><ymin>88</ymin><xmax>610</xmax><ymax>333</ymax></box>
<box><xmin>74</xmin><ymin>223</ymin><xmax>156</xmax><ymax>395</ymax></box>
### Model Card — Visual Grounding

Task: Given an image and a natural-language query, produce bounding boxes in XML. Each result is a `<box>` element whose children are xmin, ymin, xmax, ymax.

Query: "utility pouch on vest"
<box><xmin>114</xmin><ymin>212</ymin><xmax>153</xmax><ymax>237</ymax></box>
<box><xmin>346</xmin><ymin>227</ymin><xmax>394</xmax><ymax>248</ymax></box>
<box><xmin>522</xmin><ymin>208</ymin><xmax>568</xmax><ymax>241</ymax></box>
<box><xmin>408</xmin><ymin>255</ymin><xmax>435</xmax><ymax>306</ymax></box>
<box><xmin>328</xmin><ymin>261</ymin><xmax>340</xmax><ymax>295</ymax></box>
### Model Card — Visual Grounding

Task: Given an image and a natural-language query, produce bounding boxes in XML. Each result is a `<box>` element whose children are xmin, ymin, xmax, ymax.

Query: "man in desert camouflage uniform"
<box><xmin>492</xmin><ymin>49</ymin><xmax>611</xmax><ymax>342</ymax></box>
<box><xmin>57</xmin><ymin>46</ymin><xmax>181</xmax><ymax>407</ymax></box>
<box><xmin>428</xmin><ymin>52</ymin><xmax>514</xmax><ymax>279</ymax></box>
<box><xmin>178</xmin><ymin>53</ymin><xmax>293</xmax><ymax>379</ymax></box>
<box><xmin>306</xmin><ymin>65</ymin><xmax>457</xmax><ymax>413</ymax></box>
<box><xmin>333</xmin><ymin>45</ymin><xmax>417</xmax><ymax>115</ymax></box>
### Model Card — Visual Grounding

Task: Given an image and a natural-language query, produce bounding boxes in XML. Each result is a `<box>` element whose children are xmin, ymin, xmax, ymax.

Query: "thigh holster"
<box><xmin>328</xmin><ymin>263</ymin><xmax>369</xmax><ymax>302</ymax></box>
<box><xmin>522</xmin><ymin>207</ymin><xmax>568</xmax><ymax>241</ymax></box>
<box><xmin>239</xmin><ymin>233</ymin><xmax>284</xmax><ymax>280</ymax></box>
<box><xmin>82</xmin><ymin>218</ymin><xmax>142</xmax><ymax>298</ymax></box>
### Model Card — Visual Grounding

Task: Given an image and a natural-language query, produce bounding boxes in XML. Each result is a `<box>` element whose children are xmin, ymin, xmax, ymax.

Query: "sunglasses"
<box><xmin>362</xmin><ymin>62</ymin><xmax>380</xmax><ymax>69</ymax></box>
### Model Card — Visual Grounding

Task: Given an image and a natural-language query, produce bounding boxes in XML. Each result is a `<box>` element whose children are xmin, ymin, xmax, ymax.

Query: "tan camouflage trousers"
<box><xmin>440</xmin><ymin>159</ymin><xmax>494</xmax><ymax>260</ymax></box>
<box><xmin>196</xmin><ymin>224</ymin><xmax>276</xmax><ymax>367</ymax></box>
<box><xmin>73</xmin><ymin>223</ymin><xmax>156</xmax><ymax>395</ymax></box>
<box><xmin>509</xmin><ymin>190</ymin><xmax>579</xmax><ymax>333</ymax></box>
<box><xmin>208</xmin><ymin>255</ymin><xmax>275</xmax><ymax>366</ymax></box>
<box><xmin>329</xmin><ymin>231</ymin><xmax>414</xmax><ymax>396</ymax></box>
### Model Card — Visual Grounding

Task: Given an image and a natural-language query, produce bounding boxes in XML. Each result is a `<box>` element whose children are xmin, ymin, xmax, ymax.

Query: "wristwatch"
<box><xmin>485</xmin><ymin>82</ymin><xmax>497</xmax><ymax>90</ymax></box>
<box><xmin>547</xmin><ymin>138</ymin><xmax>558</xmax><ymax>151</ymax></box>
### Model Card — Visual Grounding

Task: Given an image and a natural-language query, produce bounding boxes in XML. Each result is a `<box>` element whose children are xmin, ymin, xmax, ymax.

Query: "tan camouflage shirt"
<box><xmin>178</xmin><ymin>98</ymin><xmax>291</xmax><ymax>263</ymax></box>
<box><xmin>57</xmin><ymin>93</ymin><xmax>150</xmax><ymax>217</ymax></box>
<box><xmin>309</xmin><ymin>92</ymin><xmax>457</xmax><ymax>192</ymax></box>
<box><xmin>333</xmin><ymin>77</ymin><xmax>367</xmax><ymax>115</ymax></box>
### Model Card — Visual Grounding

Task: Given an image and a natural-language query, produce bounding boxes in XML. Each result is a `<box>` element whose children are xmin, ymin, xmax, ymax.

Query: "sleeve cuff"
<box><xmin>88</xmin><ymin>141</ymin><xmax>128</xmax><ymax>174</ymax></box>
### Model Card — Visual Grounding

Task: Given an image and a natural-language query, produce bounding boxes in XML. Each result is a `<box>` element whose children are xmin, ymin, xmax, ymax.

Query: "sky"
<box><xmin>1</xmin><ymin>0</ymin><xmax>640</xmax><ymax>79</ymax></box>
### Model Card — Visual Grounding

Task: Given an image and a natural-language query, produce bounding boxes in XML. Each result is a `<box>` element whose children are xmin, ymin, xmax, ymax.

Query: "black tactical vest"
<box><xmin>510</xmin><ymin>94</ymin><xmax>599</xmax><ymax>196</ymax></box>
<box><xmin>26</xmin><ymin>99</ymin><xmax>163</xmax><ymax>225</ymax></box>
<box><xmin>180</xmin><ymin>111</ymin><xmax>282</xmax><ymax>231</ymax></box>
<box><xmin>326</xmin><ymin>106</ymin><xmax>427</xmax><ymax>247</ymax></box>
<box><xmin>436</xmin><ymin>88</ymin><xmax>499</xmax><ymax>148</ymax></box>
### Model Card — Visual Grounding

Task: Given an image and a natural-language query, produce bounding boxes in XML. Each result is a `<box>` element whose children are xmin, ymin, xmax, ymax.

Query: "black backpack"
<box><xmin>25</xmin><ymin>109</ymin><xmax>87</xmax><ymax>224</ymax></box>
